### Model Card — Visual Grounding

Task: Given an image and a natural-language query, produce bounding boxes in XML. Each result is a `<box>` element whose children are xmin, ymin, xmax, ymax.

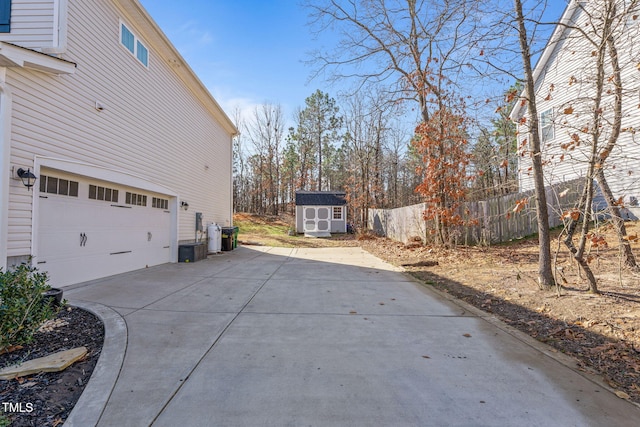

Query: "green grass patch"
<box><xmin>235</xmin><ymin>220</ymin><xmax>289</xmax><ymax>236</ymax></box>
<box><xmin>233</xmin><ymin>213</ymin><xmax>358</xmax><ymax>248</ymax></box>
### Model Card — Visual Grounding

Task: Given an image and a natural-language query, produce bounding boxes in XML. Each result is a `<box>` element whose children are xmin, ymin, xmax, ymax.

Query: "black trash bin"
<box><xmin>221</xmin><ymin>227</ymin><xmax>234</xmax><ymax>251</ymax></box>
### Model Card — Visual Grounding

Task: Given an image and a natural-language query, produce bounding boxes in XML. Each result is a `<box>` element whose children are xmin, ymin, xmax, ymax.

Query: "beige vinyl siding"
<box><xmin>7</xmin><ymin>0</ymin><xmax>233</xmax><ymax>257</ymax></box>
<box><xmin>6</xmin><ymin>191</ymin><xmax>32</xmax><ymax>255</ymax></box>
<box><xmin>517</xmin><ymin>3</ymin><xmax>640</xmax><ymax>203</ymax></box>
<box><xmin>0</xmin><ymin>0</ymin><xmax>56</xmax><ymax>49</ymax></box>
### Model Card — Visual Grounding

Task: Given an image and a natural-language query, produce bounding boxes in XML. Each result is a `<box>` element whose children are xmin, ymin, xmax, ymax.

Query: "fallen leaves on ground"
<box><xmin>359</xmin><ymin>228</ymin><xmax>640</xmax><ymax>404</ymax></box>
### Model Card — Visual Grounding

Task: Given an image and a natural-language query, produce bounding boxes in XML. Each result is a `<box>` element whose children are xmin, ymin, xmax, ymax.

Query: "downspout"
<box><xmin>0</xmin><ymin>68</ymin><xmax>12</xmax><ymax>270</ymax></box>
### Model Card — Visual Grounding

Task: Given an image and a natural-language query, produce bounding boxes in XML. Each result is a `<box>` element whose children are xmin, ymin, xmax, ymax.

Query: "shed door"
<box><xmin>36</xmin><ymin>173</ymin><xmax>171</xmax><ymax>287</ymax></box>
<box><xmin>303</xmin><ymin>206</ymin><xmax>331</xmax><ymax>233</ymax></box>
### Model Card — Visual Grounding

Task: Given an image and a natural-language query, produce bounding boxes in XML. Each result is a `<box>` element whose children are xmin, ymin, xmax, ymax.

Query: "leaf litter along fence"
<box><xmin>368</xmin><ymin>179</ymin><xmax>584</xmax><ymax>246</ymax></box>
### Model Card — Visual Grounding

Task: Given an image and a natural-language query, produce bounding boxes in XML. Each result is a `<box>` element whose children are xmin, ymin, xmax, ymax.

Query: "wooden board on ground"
<box><xmin>0</xmin><ymin>346</ymin><xmax>87</xmax><ymax>380</ymax></box>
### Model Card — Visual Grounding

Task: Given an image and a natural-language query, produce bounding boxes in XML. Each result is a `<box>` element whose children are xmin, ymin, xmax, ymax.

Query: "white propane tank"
<box><xmin>207</xmin><ymin>223</ymin><xmax>222</xmax><ymax>253</ymax></box>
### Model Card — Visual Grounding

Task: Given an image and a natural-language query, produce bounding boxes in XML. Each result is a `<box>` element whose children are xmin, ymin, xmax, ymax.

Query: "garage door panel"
<box><xmin>41</xmin><ymin>251</ymin><xmax>140</xmax><ymax>287</ymax></box>
<box><xmin>37</xmin><ymin>230</ymin><xmax>81</xmax><ymax>261</ymax></box>
<box><xmin>39</xmin><ymin>225</ymin><xmax>169</xmax><ymax>260</ymax></box>
<box><xmin>37</xmin><ymin>175</ymin><xmax>173</xmax><ymax>287</ymax></box>
<box><xmin>38</xmin><ymin>197</ymin><xmax>91</xmax><ymax>228</ymax></box>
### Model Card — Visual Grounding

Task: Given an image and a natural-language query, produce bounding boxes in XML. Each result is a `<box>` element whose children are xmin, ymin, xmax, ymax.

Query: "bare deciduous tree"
<box><xmin>342</xmin><ymin>90</ymin><xmax>397</xmax><ymax>228</ymax></box>
<box><xmin>555</xmin><ymin>0</ymin><xmax>639</xmax><ymax>282</ymax></box>
<box><xmin>512</xmin><ymin>0</ymin><xmax>556</xmax><ymax>289</ymax></box>
<box><xmin>523</xmin><ymin>0</ymin><xmax>640</xmax><ymax>294</ymax></box>
<box><xmin>246</xmin><ymin>103</ymin><xmax>285</xmax><ymax>215</ymax></box>
<box><xmin>232</xmin><ymin>107</ymin><xmax>250</xmax><ymax>213</ymax></box>
<box><xmin>306</xmin><ymin>0</ymin><xmax>480</xmax><ymax>124</ymax></box>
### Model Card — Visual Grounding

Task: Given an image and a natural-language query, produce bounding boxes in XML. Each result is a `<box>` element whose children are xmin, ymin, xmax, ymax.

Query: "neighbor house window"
<box><xmin>120</xmin><ymin>22</ymin><xmax>148</xmax><ymax>67</ymax></box>
<box><xmin>39</xmin><ymin>175</ymin><xmax>79</xmax><ymax>197</ymax></box>
<box><xmin>333</xmin><ymin>207</ymin><xmax>343</xmax><ymax>220</ymax></box>
<box><xmin>540</xmin><ymin>109</ymin><xmax>554</xmax><ymax>143</ymax></box>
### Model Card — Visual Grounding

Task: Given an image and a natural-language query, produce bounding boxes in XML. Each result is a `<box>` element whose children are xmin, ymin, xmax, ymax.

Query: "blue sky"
<box><xmin>138</xmin><ymin>1</ymin><xmax>569</xmax><ymax>128</ymax></box>
<box><xmin>139</xmin><ymin>0</ymin><xmax>326</xmax><ymax>125</ymax></box>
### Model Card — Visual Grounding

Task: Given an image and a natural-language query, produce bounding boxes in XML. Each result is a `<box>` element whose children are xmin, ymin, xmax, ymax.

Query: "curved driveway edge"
<box><xmin>63</xmin><ymin>300</ymin><xmax>127</xmax><ymax>427</ymax></box>
<box><xmin>59</xmin><ymin>247</ymin><xmax>640</xmax><ymax>426</ymax></box>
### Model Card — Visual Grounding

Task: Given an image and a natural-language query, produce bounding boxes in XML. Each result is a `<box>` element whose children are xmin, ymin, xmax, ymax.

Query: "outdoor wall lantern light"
<box><xmin>17</xmin><ymin>168</ymin><xmax>37</xmax><ymax>190</ymax></box>
<box><xmin>181</xmin><ymin>201</ymin><xmax>189</xmax><ymax>210</ymax></box>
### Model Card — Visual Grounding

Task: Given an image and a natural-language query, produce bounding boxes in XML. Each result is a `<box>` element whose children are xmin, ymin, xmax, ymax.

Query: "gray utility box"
<box><xmin>178</xmin><ymin>243</ymin><xmax>207</xmax><ymax>262</ymax></box>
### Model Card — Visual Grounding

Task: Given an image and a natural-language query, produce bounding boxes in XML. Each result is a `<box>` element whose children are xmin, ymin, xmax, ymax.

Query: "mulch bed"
<box><xmin>0</xmin><ymin>306</ymin><xmax>104</xmax><ymax>427</ymax></box>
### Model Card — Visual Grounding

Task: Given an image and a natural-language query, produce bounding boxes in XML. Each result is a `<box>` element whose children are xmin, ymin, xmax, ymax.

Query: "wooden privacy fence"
<box><xmin>368</xmin><ymin>180</ymin><xmax>584</xmax><ymax>245</ymax></box>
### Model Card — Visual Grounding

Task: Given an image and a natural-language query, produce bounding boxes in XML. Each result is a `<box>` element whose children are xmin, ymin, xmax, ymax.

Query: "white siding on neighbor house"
<box><xmin>517</xmin><ymin>7</ymin><xmax>592</xmax><ymax>192</ymax></box>
<box><xmin>6</xmin><ymin>0</ymin><xmax>233</xmax><ymax>258</ymax></box>
<box><xmin>517</xmin><ymin>3</ymin><xmax>640</xmax><ymax>204</ymax></box>
<box><xmin>0</xmin><ymin>0</ymin><xmax>56</xmax><ymax>50</ymax></box>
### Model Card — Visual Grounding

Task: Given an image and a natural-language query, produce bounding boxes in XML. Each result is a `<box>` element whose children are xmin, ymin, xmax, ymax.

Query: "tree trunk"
<box><xmin>592</xmin><ymin>10</ymin><xmax>638</xmax><ymax>270</ymax></box>
<box><xmin>563</xmin><ymin>179</ymin><xmax>599</xmax><ymax>293</ymax></box>
<box><xmin>514</xmin><ymin>0</ymin><xmax>555</xmax><ymax>289</ymax></box>
<box><xmin>595</xmin><ymin>168</ymin><xmax>637</xmax><ymax>269</ymax></box>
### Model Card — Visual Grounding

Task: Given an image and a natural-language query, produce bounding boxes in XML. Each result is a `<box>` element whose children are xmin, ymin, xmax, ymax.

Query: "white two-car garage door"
<box><xmin>36</xmin><ymin>171</ymin><xmax>172</xmax><ymax>287</ymax></box>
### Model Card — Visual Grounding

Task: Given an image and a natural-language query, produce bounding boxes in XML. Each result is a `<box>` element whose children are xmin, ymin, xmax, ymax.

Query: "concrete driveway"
<box><xmin>64</xmin><ymin>246</ymin><xmax>639</xmax><ymax>426</ymax></box>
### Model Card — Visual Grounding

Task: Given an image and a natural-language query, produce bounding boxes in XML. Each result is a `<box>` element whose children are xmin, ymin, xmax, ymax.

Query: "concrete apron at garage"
<box><xmin>64</xmin><ymin>246</ymin><xmax>640</xmax><ymax>427</ymax></box>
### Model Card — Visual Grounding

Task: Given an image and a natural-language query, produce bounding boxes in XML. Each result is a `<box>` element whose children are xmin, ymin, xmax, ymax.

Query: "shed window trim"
<box><xmin>120</xmin><ymin>20</ymin><xmax>149</xmax><ymax>68</ymax></box>
<box><xmin>333</xmin><ymin>206</ymin><xmax>343</xmax><ymax>220</ymax></box>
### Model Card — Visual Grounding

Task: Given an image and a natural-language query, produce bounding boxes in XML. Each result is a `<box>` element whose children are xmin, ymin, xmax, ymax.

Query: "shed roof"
<box><xmin>295</xmin><ymin>191</ymin><xmax>347</xmax><ymax>206</ymax></box>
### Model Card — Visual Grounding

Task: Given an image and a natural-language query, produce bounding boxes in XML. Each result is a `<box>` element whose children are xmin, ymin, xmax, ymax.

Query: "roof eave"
<box><xmin>510</xmin><ymin>1</ymin><xmax>581</xmax><ymax>120</ymax></box>
<box><xmin>0</xmin><ymin>42</ymin><xmax>76</xmax><ymax>75</ymax></box>
<box><xmin>113</xmin><ymin>0</ymin><xmax>238</xmax><ymax>136</ymax></box>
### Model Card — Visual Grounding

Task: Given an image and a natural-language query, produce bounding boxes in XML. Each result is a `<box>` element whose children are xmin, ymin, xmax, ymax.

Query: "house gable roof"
<box><xmin>509</xmin><ymin>1</ymin><xmax>580</xmax><ymax>120</ymax></box>
<box><xmin>295</xmin><ymin>191</ymin><xmax>347</xmax><ymax>206</ymax></box>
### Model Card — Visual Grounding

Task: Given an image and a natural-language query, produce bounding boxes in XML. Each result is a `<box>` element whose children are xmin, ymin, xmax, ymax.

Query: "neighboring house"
<box><xmin>0</xmin><ymin>0</ymin><xmax>237</xmax><ymax>287</ymax></box>
<box><xmin>295</xmin><ymin>191</ymin><xmax>347</xmax><ymax>237</ymax></box>
<box><xmin>510</xmin><ymin>0</ymin><xmax>640</xmax><ymax>209</ymax></box>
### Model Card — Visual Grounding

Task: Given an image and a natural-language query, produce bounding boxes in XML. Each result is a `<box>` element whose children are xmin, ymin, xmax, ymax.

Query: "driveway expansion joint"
<box><xmin>148</xmin><ymin>256</ymin><xmax>290</xmax><ymax>425</ymax></box>
<box><xmin>61</xmin><ymin>247</ymin><xmax>640</xmax><ymax>426</ymax></box>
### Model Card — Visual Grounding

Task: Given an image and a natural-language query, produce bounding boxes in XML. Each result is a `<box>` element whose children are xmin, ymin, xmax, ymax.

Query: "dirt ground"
<box><xmin>237</xmin><ymin>213</ymin><xmax>640</xmax><ymax>404</ymax></box>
